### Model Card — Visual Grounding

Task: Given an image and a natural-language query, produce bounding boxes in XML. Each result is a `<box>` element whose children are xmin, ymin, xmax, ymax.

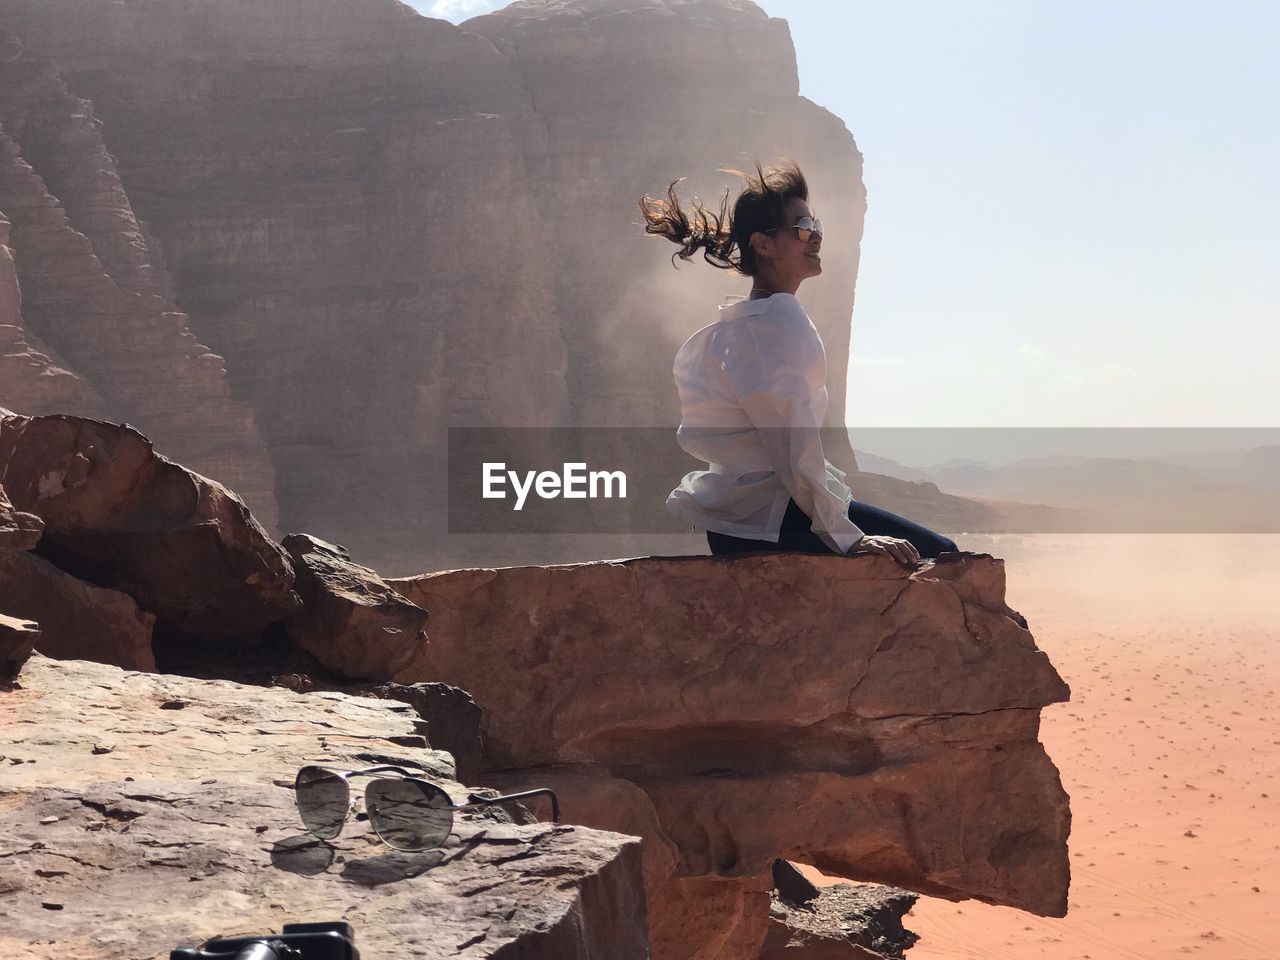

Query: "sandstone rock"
<box><xmin>773</xmin><ymin>858</ymin><xmax>820</xmax><ymax>906</ymax></box>
<box><xmin>0</xmin><ymin>184</ymin><xmax>113</xmax><ymax>420</ymax></box>
<box><xmin>759</xmin><ymin>930</ymin><xmax>882</xmax><ymax>960</ymax></box>
<box><xmin>0</xmin><ymin>479</ymin><xmax>41</xmax><ymax>550</ymax></box>
<box><xmin>389</xmin><ymin>551</ymin><xmax>1072</xmax><ymax>918</ymax></box>
<box><xmin>0</xmin><ymin>25</ymin><xmax>280</xmax><ymax>524</ymax></box>
<box><xmin>641</xmin><ymin>736</ymin><xmax>1069</xmax><ymax>908</ymax></box>
<box><xmin>281</xmin><ymin>533</ymin><xmax>427</xmax><ymax>681</ymax></box>
<box><xmin>0</xmin><ymin>550</ymin><xmax>155</xmax><ymax>671</ymax></box>
<box><xmin>481</xmin><ymin>763</ymin><xmax>679</xmax><ymax>894</ymax></box>
<box><xmin>645</xmin><ymin>873</ymin><xmax>774</xmax><ymax>960</ymax></box>
<box><xmin>0</xmin><ymin>414</ymin><xmax>298</xmax><ymax>639</ymax></box>
<box><xmin>0</xmin><ymin>654</ymin><xmax>649</xmax><ymax>959</ymax></box>
<box><xmin>361</xmin><ymin>681</ymin><xmax>486</xmax><ymax>785</ymax></box>
<box><xmin>760</xmin><ymin>884</ymin><xmax>918</xmax><ymax>960</ymax></box>
<box><xmin>0</xmin><ymin>610</ymin><xmax>37</xmax><ymax>679</ymax></box>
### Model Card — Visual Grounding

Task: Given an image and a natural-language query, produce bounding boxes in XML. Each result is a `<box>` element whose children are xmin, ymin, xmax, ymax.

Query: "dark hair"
<box><xmin>638</xmin><ymin>161</ymin><xmax>808</xmax><ymax>277</ymax></box>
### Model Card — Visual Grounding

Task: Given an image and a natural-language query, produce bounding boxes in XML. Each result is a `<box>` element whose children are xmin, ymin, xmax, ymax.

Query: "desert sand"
<box><xmin>886</xmin><ymin>533</ymin><xmax>1279</xmax><ymax>959</ymax></box>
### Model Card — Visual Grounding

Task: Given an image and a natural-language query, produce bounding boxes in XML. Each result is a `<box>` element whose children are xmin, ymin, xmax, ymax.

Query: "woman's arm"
<box><xmin>726</xmin><ymin>310</ymin><xmax>865</xmax><ymax>553</ymax></box>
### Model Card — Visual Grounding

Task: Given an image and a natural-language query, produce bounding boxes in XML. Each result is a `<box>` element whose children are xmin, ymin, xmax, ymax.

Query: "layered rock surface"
<box><xmin>0</xmin><ymin>413</ymin><xmax>298</xmax><ymax>639</ymax></box>
<box><xmin>0</xmin><ymin>548</ymin><xmax>156</xmax><ymax>671</ymax></box>
<box><xmin>0</xmin><ymin>24</ymin><xmax>279</xmax><ymax>525</ymax></box>
<box><xmin>0</xmin><ymin>479</ymin><xmax>40</xmax><ymax>550</ymax></box>
<box><xmin>389</xmin><ymin>551</ymin><xmax>1073</xmax><ymax>956</ymax></box>
<box><xmin>761</xmin><ymin>883</ymin><xmax>919</xmax><ymax>960</ymax></box>
<box><xmin>0</xmin><ymin>610</ymin><xmax>37</xmax><ymax>678</ymax></box>
<box><xmin>282</xmin><ymin>533</ymin><xmax>429</xmax><ymax>680</ymax></box>
<box><xmin>0</xmin><ymin>654</ymin><xmax>648</xmax><ymax>959</ymax></box>
<box><xmin>0</xmin><ymin>0</ymin><xmax>870</xmax><ymax>571</ymax></box>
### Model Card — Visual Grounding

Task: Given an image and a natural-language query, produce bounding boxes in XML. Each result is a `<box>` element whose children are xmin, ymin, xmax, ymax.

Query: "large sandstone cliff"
<box><xmin>390</xmin><ymin>552</ymin><xmax>1072</xmax><ymax>955</ymax></box>
<box><xmin>0</xmin><ymin>0</ymin><xmax>873</xmax><ymax>572</ymax></box>
<box><xmin>0</xmin><ymin>23</ymin><xmax>280</xmax><ymax>527</ymax></box>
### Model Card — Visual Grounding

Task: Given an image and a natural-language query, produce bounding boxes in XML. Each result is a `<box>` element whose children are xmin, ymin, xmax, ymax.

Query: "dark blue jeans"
<box><xmin>706</xmin><ymin>497</ymin><xmax>958</xmax><ymax>558</ymax></box>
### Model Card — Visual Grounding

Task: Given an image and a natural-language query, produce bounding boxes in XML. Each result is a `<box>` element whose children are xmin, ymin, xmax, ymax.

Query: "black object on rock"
<box><xmin>170</xmin><ymin>921</ymin><xmax>358</xmax><ymax>960</ymax></box>
<box><xmin>772</xmin><ymin>858</ymin><xmax>820</xmax><ymax>906</ymax></box>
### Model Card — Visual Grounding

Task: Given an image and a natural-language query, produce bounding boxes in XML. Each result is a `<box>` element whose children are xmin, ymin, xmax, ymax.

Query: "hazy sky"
<box><xmin>410</xmin><ymin>1</ymin><xmax>1278</xmax><ymax>429</ymax></box>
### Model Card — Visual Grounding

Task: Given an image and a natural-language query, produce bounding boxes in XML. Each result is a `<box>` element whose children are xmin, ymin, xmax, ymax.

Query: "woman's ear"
<box><xmin>749</xmin><ymin>231</ymin><xmax>771</xmax><ymax>261</ymax></box>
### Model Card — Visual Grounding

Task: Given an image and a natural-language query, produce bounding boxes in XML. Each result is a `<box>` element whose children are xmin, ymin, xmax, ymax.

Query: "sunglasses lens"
<box><xmin>366</xmin><ymin>778</ymin><xmax>453</xmax><ymax>852</ymax></box>
<box><xmin>295</xmin><ymin>766</ymin><xmax>348</xmax><ymax>840</ymax></box>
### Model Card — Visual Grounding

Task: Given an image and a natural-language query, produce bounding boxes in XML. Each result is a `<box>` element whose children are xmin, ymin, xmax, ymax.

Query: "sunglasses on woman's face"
<box><xmin>764</xmin><ymin>216</ymin><xmax>823</xmax><ymax>243</ymax></box>
<box><xmin>293</xmin><ymin>765</ymin><xmax>561</xmax><ymax>852</ymax></box>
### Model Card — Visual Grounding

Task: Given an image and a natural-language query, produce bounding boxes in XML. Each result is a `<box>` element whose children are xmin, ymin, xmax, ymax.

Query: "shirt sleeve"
<box><xmin>724</xmin><ymin>307</ymin><xmax>865</xmax><ymax>554</ymax></box>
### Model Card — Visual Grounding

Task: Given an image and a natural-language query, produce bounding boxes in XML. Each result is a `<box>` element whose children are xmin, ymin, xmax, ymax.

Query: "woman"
<box><xmin>639</xmin><ymin>161</ymin><xmax>957</xmax><ymax>566</ymax></box>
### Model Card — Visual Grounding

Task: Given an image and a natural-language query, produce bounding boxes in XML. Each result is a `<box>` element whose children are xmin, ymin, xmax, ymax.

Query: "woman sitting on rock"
<box><xmin>639</xmin><ymin>161</ymin><xmax>957</xmax><ymax>566</ymax></box>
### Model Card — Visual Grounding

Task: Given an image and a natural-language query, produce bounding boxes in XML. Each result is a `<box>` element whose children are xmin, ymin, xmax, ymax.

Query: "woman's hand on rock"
<box><xmin>855</xmin><ymin>535</ymin><xmax>921</xmax><ymax>566</ymax></box>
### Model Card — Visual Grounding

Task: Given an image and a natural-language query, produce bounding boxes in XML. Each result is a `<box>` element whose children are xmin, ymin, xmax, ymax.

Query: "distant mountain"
<box><xmin>929</xmin><ymin>460</ymin><xmax>998</xmax><ymax>491</ymax></box>
<box><xmin>973</xmin><ymin>456</ymin><xmax>1209</xmax><ymax>496</ymax></box>
<box><xmin>1240</xmin><ymin>445</ymin><xmax>1280</xmax><ymax>487</ymax></box>
<box><xmin>851</xmin><ymin>450</ymin><xmax>935</xmax><ymax>484</ymax></box>
<box><xmin>1139</xmin><ymin>445</ymin><xmax>1280</xmax><ymax>489</ymax></box>
<box><xmin>861</xmin><ymin>450</ymin><xmax>1266</xmax><ymax>497</ymax></box>
<box><xmin>852</xmin><ymin>446</ymin><xmax>1280</xmax><ymax>531</ymax></box>
<box><xmin>930</xmin><ymin>457</ymin><xmax>997</xmax><ymax>471</ymax></box>
<box><xmin>847</xmin><ymin>472</ymin><xmax>1006</xmax><ymax>533</ymax></box>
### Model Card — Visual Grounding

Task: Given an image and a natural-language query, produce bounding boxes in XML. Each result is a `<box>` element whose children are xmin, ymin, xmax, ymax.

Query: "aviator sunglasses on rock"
<box><xmin>763</xmin><ymin>215</ymin><xmax>823</xmax><ymax>243</ymax></box>
<box><xmin>294</xmin><ymin>765</ymin><xmax>560</xmax><ymax>852</ymax></box>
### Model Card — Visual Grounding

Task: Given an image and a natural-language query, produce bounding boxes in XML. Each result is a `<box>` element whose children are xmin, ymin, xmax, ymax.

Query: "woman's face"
<box><xmin>755</xmin><ymin>196</ymin><xmax>823</xmax><ymax>285</ymax></box>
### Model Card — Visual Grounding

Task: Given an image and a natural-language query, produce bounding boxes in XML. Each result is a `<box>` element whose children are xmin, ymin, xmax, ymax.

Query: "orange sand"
<box><xmin>879</xmin><ymin>534</ymin><xmax>1280</xmax><ymax>959</ymax></box>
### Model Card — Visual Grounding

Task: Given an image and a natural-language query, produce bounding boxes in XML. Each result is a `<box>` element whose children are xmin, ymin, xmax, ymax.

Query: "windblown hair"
<box><xmin>638</xmin><ymin>161</ymin><xmax>808</xmax><ymax>277</ymax></box>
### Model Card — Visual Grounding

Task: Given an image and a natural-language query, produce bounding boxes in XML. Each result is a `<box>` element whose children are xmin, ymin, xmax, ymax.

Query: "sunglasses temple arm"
<box><xmin>344</xmin><ymin>765</ymin><xmax>419</xmax><ymax>778</ymax></box>
<box><xmin>465</xmin><ymin>788</ymin><xmax>561</xmax><ymax>823</ymax></box>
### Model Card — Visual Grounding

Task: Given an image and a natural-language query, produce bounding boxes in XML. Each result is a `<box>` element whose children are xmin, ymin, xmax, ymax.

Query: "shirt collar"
<box><xmin>718</xmin><ymin>292</ymin><xmax>793</xmax><ymax>318</ymax></box>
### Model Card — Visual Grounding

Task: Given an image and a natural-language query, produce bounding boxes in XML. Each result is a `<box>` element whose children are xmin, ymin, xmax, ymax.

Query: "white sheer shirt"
<box><xmin>666</xmin><ymin>292</ymin><xmax>865</xmax><ymax>554</ymax></box>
